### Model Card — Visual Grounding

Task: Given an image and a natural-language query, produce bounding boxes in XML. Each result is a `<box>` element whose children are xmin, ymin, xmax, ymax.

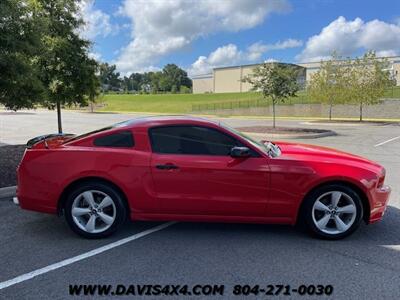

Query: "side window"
<box><xmin>149</xmin><ymin>126</ymin><xmax>258</xmax><ymax>156</ymax></box>
<box><xmin>93</xmin><ymin>131</ymin><xmax>134</xmax><ymax>148</ymax></box>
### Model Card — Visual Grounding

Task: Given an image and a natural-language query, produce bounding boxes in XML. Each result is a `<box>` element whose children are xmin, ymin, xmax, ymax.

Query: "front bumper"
<box><xmin>369</xmin><ymin>185</ymin><xmax>391</xmax><ymax>224</ymax></box>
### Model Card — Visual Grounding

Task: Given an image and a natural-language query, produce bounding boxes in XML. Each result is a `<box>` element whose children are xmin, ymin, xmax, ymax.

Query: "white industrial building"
<box><xmin>192</xmin><ymin>56</ymin><xmax>400</xmax><ymax>94</ymax></box>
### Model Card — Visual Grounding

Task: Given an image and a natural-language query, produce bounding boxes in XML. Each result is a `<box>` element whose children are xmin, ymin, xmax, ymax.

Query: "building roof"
<box><xmin>190</xmin><ymin>73</ymin><xmax>213</xmax><ymax>79</ymax></box>
<box><xmin>213</xmin><ymin>61</ymin><xmax>303</xmax><ymax>71</ymax></box>
<box><xmin>298</xmin><ymin>55</ymin><xmax>400</xmax><ymax>66</ymax></box>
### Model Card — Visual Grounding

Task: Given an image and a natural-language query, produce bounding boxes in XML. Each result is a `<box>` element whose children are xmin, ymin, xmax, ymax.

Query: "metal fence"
<box><xmin>191</xmin><ymin>93</ymin><xmax>311</xmax><ymax>112</ymax></box>
<box><xmin>191</xmin><ymin>87</ymin><xmax>400</xmax><ymax>112</ymax></box>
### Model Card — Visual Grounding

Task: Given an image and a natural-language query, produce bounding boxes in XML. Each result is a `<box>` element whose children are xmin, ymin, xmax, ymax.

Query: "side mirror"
<box><xmin>230</xmin><ymin>146</ymin><xmax>250</xmax><ymax>158</ymax></box>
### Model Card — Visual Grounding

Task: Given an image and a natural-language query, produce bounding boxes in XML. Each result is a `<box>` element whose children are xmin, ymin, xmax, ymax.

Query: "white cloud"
<box><xmin>297</xmin><ymin>16</ymin><xmax>400</xmax><ymax>62</ymax></box>
<box><xmin>114</xmin><ymin>0</ymin><xmax>291</xmax><ymax>73</ymax></box>
<box><xmin>188</xmin><ymin>39</ymin><xmax>302</xmax><ymax>76</ymax></box>
<box><xmin>78</xmin><ymin>0</ymin><xmax>114</xmax><ymax>40</ymax></box>
<box><xmin>189</xmin><ymin>44</ymin><xmax>242</xmax><ymax>75</ymax></box>
<box><xmin>246</xmin><ymin>39</ymin><xmax>303</xmax><ymax>61</ymax></box>
<box><xmin>88</xmin><ymin>51</ymin><xmax>102</xmax><ymax>61</ymax></box>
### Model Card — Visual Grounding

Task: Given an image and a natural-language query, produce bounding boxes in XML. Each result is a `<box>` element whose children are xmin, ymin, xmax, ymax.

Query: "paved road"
<box><xmin>0</xmin><ymin>109</ymin><xmax>288</xmax><ymax>145</ymax></box>
<box><xmin>1</xmin><ymin>109</ymin><xmax>400</xmax><ymax>299</ymax></box>
<box><xmin>0</xmin><ymin>109</ymin><xmax>354</xmax><ymax>144</ymax></box>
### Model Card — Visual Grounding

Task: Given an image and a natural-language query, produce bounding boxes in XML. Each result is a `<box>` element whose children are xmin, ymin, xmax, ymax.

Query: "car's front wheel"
<box><xmin>64</xmin><ymin>182</ymin><xmax>127</xmax><ymax>238</ymax></box>
<box><xmin>303</xmin><ymin>184</ymin><xmax>363</xmax><ymax>240</ymax></box>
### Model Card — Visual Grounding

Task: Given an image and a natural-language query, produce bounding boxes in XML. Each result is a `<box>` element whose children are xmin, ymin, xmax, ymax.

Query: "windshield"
<box><xmin>220</xmin><ymin>122</ymin><xmax>281</xmax><ymax>158</ymax></box>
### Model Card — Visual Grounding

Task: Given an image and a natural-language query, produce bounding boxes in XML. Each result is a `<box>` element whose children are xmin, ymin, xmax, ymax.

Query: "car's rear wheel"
<box><xmin>64</xmin><ymin>182</ymin><xmax>126</xmax><ymax>238</ymax></box>
<box><xmin>303</xmin><ymin>184</ymin><xmax>363</xmax><ymax>240</ymax></box>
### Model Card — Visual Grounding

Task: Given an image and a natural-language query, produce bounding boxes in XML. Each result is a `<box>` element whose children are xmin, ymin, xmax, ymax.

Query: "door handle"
<box><xmin>155</xmin><ymin>164</ymin><xmax>179</xmax><ymax>170</ymax></box>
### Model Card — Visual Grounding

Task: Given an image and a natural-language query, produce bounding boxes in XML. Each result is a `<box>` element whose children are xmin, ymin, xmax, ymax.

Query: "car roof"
<box><xmin>117</xmin><ymin>115</ymin><xmax>220</xmax><ymax>128</ymax></box>
<box><xmin>65</xmin><ymin>115</ymin><xmax>222</xmax><ymax>145</ymax></box>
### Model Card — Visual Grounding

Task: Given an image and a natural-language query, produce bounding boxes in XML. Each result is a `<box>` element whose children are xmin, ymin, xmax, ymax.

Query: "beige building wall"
<box><xmin>298</xmin><ymin>57</ymin><xmax>400</xmax><ymax>86</ymax></box>
<box><xmin>192</xmin><ymin>75</ymin><xmax>213</xmax><ymax>93</ymax></box>
<box><xmin>214</xmin><ymin>67</ymin><xmax>242</xmax><ymax>93</ymax></box>
<box><xmin>192</xmin><ymin>65</ymin><xmax>257</xmax><ymax>93</ymax></box>
<box><xmin>389</xmin><ymin>59</ymin><xmax>400</xmax><ymax>86</ymax></box>
<box><xmin>297</xmin><ymin>61</ymin><xmax>321</xmax><ymax>82</ymax></box>
<box><xmin>213</xmin><ymin>63</ymin><xmax>306</xmax><ymax>93</ymax></box>
<box><xmin>241</xmin><ymin>65</ymin><xmax>256</xmax><ymax>92</ymax></box>
<box><xmin>305</xmin><ymin>68</ymin><xmax>320</xmax><ymax>82</ymax></box>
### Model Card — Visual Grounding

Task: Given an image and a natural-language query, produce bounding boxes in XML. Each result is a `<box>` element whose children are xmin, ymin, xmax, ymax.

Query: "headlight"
<box><xmin>377</xmin><ymin>168</ymin><xmax>386</xmax><ymax>188</ymax></box>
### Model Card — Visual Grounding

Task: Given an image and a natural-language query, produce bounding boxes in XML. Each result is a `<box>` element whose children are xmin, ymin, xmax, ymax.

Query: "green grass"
<box><xmin>99</xmin><ymin>92</ymin><xmax>264</xmax><ymax>113</ymax></box>
<box><xmin>98</xmin><ymin>87</ymin><xmax>400</xmax><ymax>114</ymax></box>
<box><xmin>98</xmin><ymin>91</ymin><xmax>314</xmax><ymax>113</ymax></box>
<box><xmin>383</xmin><ymin>86</ymin><xmax>400</xmax><ymax>98</ymax></box>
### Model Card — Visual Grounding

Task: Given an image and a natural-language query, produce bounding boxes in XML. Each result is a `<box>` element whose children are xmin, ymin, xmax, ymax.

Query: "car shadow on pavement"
<box><xmin>157</xmin><ymin>205</ymin><xmax>400</xmax><ymax>273</ymax></box>
<box><xmin>2</xmin><ymin>202</ymin><xmax>400</xmax><ymax>298</ymax></box>
<box><xmin>159</xmin><ymin>205</ymin><xmax>400</xmax><ymax>243</ymax></box>
<box><xmin>3</xmin><ymin>195</ymin><xmax>400</xmax><ymax>275</ymax></box>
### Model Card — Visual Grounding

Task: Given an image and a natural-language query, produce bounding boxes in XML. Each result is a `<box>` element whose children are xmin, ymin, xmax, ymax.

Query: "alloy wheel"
<box><xmin>311</xmin><ymin>191</ymin><xmax>357</xmax><ymax>235</ymax></box>
<box><xmin>71</xmin><ymin>190</ymin><xmax>116</xmax><ymax>233</ymax></box>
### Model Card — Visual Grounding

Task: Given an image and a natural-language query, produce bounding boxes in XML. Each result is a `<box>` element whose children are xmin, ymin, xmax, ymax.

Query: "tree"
<box><xmin>346</xmin><ymin>51</ymin><xmax>392</xmax><ymax>121</ymax></box>
<box><xmin>161</xmin><ymin>64</ymin><xmax>192</xmax><ymax>92</ymax></box>
<box><xmin>180</xmin><ymin>85</ymin><xmax>191</xmax><ymax>93</ymax></box>
<box><xmin>97</xmin><ymin>64</ymin><xmax>191</xmax><ymax>94</ymax></box>
<box><xmin>87</xmin><ymin>60</ymin><xmax>101</xmax><ymax>112</ymax></box>
<box><xmin>0</xmin><ymin>0</ymin><xmax>100</xmax><ymax>133</ymax></box>
<box><xmin>99</xmin><ymin>63</ymin><xmax>121</xmax><ymax>92</ymax></box>
<box><xmin>307</xmin><ymin>53</ymin><xmax>347</xmax><ymax>120</ymax></box>
<box><xmin>0</xmin><ymin>0</ymin><xmax>46</xmax><ymax>110</ymax></box>
<box><xmin>36</xmin><ymin>0</ymin><xmax>100</xmax><ymax>133</ymax></box>
<box><xmin>308</xmin><ymin>51</ymin><xmax>393</xmax><ymax>121</ymax></box>
<box><xmin>242</xmin><ymin>63</ymin><xmax>300</xmax><ymax>128</ymax></box>
<box><xmin>121</xmin><ymin>76</ymin><xmax>131</xmax><ymax>92</ymax></box>
<box><xmin>129</xmin><ymin>73</ymin><xmax>144</xmax><ymax>92</ymax></box>
<box><xmin>148</xmin><ymin>72</ymin><xmax>163</xmax><ymax>93</ymax></box>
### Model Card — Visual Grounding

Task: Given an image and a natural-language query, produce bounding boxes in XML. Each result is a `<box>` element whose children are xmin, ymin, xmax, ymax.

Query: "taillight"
<box><xmin>17</xmin><ymin>149</ymin><xmax>27</xmax><ymax>171</ymax></box>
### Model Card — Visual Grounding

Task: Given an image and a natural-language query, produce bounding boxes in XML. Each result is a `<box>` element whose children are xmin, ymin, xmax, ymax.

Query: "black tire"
<box><xmin>64</xmin><ymin>181</ymin><xmax>127</xmax><ymax>239</ymax></box>
<box><xmin>302</xmin><ymin>184</ymin><xmax>363</xmax><ymax>240</ymax></box>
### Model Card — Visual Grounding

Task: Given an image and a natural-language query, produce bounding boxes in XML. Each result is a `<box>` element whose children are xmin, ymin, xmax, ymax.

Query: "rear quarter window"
<box><xmin>93</xmin><ymin>131</ymin><xmax>134</xmax><ymax>148</ymax></box>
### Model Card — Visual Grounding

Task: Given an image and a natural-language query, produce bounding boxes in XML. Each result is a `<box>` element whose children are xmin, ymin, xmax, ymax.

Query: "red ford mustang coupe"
<box><xmin>16</xmin><ymin>116</ymin><xmax>390</xmax><ymax>239</ymax></box>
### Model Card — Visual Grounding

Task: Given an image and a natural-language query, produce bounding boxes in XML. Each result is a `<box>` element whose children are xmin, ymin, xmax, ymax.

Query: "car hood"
<box><xmin>275</xmin><ymin>141</ymin><xmax>383</xmax><ymax>172</ymax></box>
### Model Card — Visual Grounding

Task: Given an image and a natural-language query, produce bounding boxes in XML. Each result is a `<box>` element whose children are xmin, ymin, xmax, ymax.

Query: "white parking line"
<box><xmin>0</xmin><ymin>222</ymin><xmax>176</xmax><ymax>290</ymax></box>
<box><xmin>374</xmin><ymin>136</ymin><xmax>400</xmax><ymax>147</ymax></box>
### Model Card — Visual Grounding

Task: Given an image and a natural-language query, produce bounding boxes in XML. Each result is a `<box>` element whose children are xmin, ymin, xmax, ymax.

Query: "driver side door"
<box><xmin>149</xmin><ymin>125</ymin><xmax>270</xmax><ymax>217</ymax></box>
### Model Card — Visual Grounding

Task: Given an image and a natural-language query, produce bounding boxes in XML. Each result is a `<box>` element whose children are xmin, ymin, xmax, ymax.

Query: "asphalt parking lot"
<box><xmin>1</xmin><ymin>110</ymin><xmax>400</xmax><ymax>299</ymax></box>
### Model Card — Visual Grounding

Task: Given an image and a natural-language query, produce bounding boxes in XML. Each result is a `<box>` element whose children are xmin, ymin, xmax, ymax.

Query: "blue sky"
<box><xmin>79</xmin><ymin>0</ymin><xmax>400</xmax><ymax>76</ymax></box>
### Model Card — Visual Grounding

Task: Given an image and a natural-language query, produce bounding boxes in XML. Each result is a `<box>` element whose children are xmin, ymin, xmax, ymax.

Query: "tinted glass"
<box><xmin>94</xmin><ymin>131</ymin><xmax>134</xmax><ymax>148</ymax></box>
<box><xmin>65</xmin><ymin>120</ymin><xmax>132</xmax><ymax>143</ymax></box>
<box><xmin>150</xmin><ymin>126</ymin><xmax>258</xmax><ymax>156</ymax></box>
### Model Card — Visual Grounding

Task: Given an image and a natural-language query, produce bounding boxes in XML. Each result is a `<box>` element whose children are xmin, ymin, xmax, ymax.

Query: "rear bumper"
<box><xmin>369</xmin><ymin>185</ymin><xmax>391</xmax><ymax>224</ymax></box>
<box><xmin>17</xmin><ymin>194</ymin><xmax>57</xmax><ymax>214</ymax></box>
<box><xmin>17</xmin><ymin>170</ymin><xmax>59</xmax><ymax>214</ymax></box>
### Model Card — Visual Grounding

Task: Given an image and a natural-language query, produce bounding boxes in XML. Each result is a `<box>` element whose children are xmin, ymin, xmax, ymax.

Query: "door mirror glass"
<box><xmin>230</xmin><ymin>146</ymin><xmax>250</xmax><ymax>158</ymax></box>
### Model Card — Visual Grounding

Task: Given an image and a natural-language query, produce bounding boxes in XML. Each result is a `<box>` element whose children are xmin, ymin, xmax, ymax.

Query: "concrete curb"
<box><xmin>244</xmin><ymin>130</ymin><xmax>336</xmax><ymax>140</ymax></box>
<box><xmin>0</xmin><ymin>186</ymin><xmax>16</xmax><ymax>200</ymax></box>
<box><xmin>302</xmin><ymin>120</ymin><xmax>400</xmax><ymax>126</ymax></box>
<box><xmin>301</xmin><ymin>121</ymin><xmax>364</xmax><ymax>127</ymax></box>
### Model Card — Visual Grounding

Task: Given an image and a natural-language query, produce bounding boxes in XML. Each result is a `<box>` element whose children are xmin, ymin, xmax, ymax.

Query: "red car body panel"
<box><xmin>17</xmin><ymin>116</ymin><xmax>391</xmax><ymax>226</ymax></box>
